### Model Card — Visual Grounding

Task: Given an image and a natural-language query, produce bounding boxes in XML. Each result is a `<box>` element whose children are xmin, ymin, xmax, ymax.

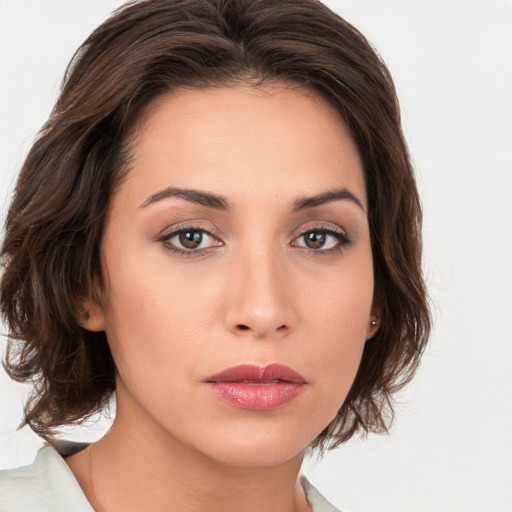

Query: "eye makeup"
<box><xmin>156</xmin><ymin>223</ymin><xmax>224</xmax><ymax>258</ymax></box>
<box><xmin>292</xmin><ymin>223</ymin><xmax>352</xmax><ymax>255</ymax></box>
<box><xmin>155</xmin><ymin>220</ymin><xmax>352</xmax><ymax>259</ymax></box>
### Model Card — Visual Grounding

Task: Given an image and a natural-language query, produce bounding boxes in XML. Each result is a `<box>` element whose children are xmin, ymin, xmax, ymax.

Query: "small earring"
<box><xmin>370</xmin><ymin>320</ymin><xmax>377</xmax><ymax>327</ymax></box>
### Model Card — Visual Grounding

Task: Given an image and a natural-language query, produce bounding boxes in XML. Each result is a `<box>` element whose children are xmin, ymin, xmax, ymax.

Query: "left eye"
<box><xmin>161</xmin><ymin>228</ymin><xmax>218</xmax><ymax>251</ymax></box>
<box><xmin>294</xmin><ymin>229</ymin><xmax>346</xmax><ymax>250</ymax></box>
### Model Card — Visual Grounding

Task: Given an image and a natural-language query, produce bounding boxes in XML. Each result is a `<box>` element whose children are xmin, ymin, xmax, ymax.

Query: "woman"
<box><xmin>0</xmin><ymin>1</ymin><xmax>430</xmax><ymax>511</ymax></box>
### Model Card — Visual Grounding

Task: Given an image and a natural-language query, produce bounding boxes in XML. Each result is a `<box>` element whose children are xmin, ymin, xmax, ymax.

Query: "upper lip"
<box><xmin>204</xmin><ymin>364</ymin><xmax>307</xmax><ymax>384</ymax></box>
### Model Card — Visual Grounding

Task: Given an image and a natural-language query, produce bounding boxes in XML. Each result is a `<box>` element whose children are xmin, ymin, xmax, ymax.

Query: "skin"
<box><xmin>67</xmin><ymin>84</ymin><xmax>379</xmax><ymax>512</ymax></box>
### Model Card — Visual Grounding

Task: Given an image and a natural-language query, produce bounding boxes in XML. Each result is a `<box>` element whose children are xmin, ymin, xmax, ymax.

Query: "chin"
<box><xmin>185</xmin><ymin>421</ymin><xmax>321</xmax><ymax>469</ymax></box>
<box><xmin>203</xmin><ymin>439</ymin><xmax>306</xmax><ymax>468</ymax></box>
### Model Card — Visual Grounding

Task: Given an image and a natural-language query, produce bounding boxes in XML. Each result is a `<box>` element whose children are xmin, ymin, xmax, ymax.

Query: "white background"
<box><xmin>0</xmin><ymin>1</ymin><xmax>511</xmax><ymax>511</ymax></box>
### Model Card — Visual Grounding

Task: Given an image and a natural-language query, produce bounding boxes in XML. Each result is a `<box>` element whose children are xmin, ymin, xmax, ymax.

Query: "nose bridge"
<box><xmin>224</xmin><ymin>241</ymin><xmax>295</xmax><ymax>338</ymax></box>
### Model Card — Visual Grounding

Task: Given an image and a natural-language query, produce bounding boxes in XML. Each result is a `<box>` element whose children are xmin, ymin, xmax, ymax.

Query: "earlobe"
<box><xmin>366</xmin><ymin>298</ymin><xmax>382</xmax><ymax>340</ymax></box>
<box><xmin>366</xmin><ymin>317</ymin><xmax>380</xmax><ymax>340</ymax></box>
<box><xmin>77</xmin><ymin>294</ymin><xmax>106</xmax><ymax>332</ymax></box>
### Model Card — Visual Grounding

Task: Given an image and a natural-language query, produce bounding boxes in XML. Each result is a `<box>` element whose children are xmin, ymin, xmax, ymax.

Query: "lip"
<box><xmin>204</xmin><ymin>364</ymin><xmax>307</xmax><ymax>411</ymax></box>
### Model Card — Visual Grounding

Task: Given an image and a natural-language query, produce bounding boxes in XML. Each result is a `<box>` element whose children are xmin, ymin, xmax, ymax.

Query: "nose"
<box><xmin>223</xmin><ymin>247</ymin><xmax>297</xmax><ymax>340</ymax></box>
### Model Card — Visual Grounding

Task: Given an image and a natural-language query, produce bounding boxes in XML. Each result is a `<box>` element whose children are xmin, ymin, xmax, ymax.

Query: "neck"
<box><xmin>67</xmin><ymin>394</ymin><xmax>310</xmax><ymax>512</ymax></box>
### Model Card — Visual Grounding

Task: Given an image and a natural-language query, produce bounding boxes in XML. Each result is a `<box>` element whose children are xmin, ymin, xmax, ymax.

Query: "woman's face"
<box><xmin>86</xmin><ymin>85</ymin><xmax>377</xmax><ymax>467</ymax></box>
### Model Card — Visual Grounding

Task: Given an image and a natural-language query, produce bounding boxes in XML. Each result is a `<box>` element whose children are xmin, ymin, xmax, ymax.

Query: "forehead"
<box><xmin>119</xmin><ymin>84</ymin><xmax>366</xmax><ymax>210</ymax></box>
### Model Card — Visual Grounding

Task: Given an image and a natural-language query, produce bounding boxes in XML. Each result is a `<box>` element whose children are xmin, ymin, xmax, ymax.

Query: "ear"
<box><xmin>76</xmin><ymin>284</ymin><xmax>106</xmax><ymax>332</ymax></box>
<box><xmin>365</xmin><ymin>301</ymin><xmax>381</xmax><ymax>340</ymax></box>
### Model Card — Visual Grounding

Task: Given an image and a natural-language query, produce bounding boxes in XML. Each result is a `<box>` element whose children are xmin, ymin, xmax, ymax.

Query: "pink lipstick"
<box><xmin>204</xmin><ymin>364</ymin><xmax>306</xmax><ymax>411</ymax></box>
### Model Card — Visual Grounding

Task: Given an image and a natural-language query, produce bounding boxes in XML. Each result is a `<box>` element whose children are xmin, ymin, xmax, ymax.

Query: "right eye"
<box><xmin>158</xmin><ymin>227</ymin><xmax>222</xmax><ymax>255</ymax></box>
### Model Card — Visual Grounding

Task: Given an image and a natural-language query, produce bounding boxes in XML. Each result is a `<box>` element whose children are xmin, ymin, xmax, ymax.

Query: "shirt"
<box><xmin>0</xmin><ymin>445</ymin><xmax>341</xmax><ymax>512</ymax></box>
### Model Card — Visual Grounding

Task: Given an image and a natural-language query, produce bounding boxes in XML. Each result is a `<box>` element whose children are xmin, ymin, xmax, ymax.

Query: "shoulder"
<box><xmin>0</xmin><ymin>444</ymin><xmax>93</xmax><ymax>512</ymax></box>
<box><xmin>301</xmin><ymin>476</ymin><xmax>344</xmax><ymax>512</ymax></box>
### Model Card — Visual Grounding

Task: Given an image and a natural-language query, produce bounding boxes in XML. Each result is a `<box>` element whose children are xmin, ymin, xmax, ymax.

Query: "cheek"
<box><xmin>301</xmin><ymin>249</ymin><xmax>374</xmax><ymax>342</ymax></box>
<box><xmin>100</xmin><ymin>250</ymin><xmax>238</xmax><ymax>412</ymax></box>
<box><xmin>299</xmin><ymin>254</ymin><xmax>373</xmax><ymax>415</ymax></box>
<box><xmin>100</xmin><ymin>254</ymin><xmax>207</xmax><ymax>378</ymax></box>
<box><xmin>303</xmin><ymin>322</ymin><xmax>366</xmax><ymax>430</ymax></box>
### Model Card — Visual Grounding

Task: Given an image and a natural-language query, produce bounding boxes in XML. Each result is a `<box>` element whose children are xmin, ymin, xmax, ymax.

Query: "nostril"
<box><xmin>235</xmin><ymin>324</ymin><xmax>289</xmax><ymax>333</ymax></box>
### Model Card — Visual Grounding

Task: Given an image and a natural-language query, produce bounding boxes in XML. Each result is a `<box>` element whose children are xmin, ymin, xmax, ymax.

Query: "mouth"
<box><xmin>204</xmin><ymin>364</ymin><xmax>307</xmax><ymax>411</ymax></box>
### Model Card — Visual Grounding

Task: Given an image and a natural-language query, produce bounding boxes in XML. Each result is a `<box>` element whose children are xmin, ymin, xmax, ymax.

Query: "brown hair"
<box><xmin>0</xmin><ymin>0</ymin><xmax>430</xmax><ymax>449</ymax></box>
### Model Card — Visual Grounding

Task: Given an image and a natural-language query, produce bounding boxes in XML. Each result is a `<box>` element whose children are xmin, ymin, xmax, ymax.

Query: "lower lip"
<box><xmin>205</xmin><ymin>382</ymin><xmax>305</xmax><ymax>410</ymax></box>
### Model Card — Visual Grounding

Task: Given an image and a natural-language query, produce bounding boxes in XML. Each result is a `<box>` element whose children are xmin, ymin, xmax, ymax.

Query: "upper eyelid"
<box><xmin>160</xmin><ymin>228</ymin><xmax>217</xmax><ymax>242</ymax></box>
<box><xmin>158</xmin><ymin>222</ymin><xmax>347</xmax><ymax>238</ymax></box>
<box><xmin>156</xmin><ymin>222</ymin><xmax>222</xmax><ymax>241</ymax></box>
<box><xmin>157</xmin><ymin>219</ymin><xmax>349</xmax><ymax>237</ymax></box>
<box><xmin>293</xmin><ymin>227</ymin><xmax>350</xmax><ymax>244</ymax></box>
<box><xmin>294</xmin><ymin>222</ymin><xmax>348</xmax><ymax>237</ymax></box>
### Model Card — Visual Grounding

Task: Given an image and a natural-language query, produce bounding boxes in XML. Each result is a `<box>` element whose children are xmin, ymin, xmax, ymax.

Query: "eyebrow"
<box><xmin>139</xmin><ymin>186</ymin><xmax>364</xmax><ymax>212</ymax></box>
<box><xmin>140</xmin><ymin>187</ymin><xmax>231</xmax><ymax>210</ymax></box>
<box><xmin>291</xmin><ymin>187</ymin><xmax>364</xmax><ymax>212</ymax></box>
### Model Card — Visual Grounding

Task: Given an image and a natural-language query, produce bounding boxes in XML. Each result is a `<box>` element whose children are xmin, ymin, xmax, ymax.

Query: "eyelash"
<box><xmin>156</xmin><ymin>223</ymin><xmax>352</xmax><ymax>258</ymax></box>
<box><xmin>292</xmin><ymin>225</ymin><xmax>352</xmax><ymax>255</ymax></box>
<box><xmin>157</xmin><ymin>224</ymin><xmax>222</xmax><ymax>258</ymax></box>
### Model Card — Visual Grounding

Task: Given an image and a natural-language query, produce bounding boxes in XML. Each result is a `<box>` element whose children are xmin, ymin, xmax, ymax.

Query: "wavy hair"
<box><xmin>0</xmin><ymin>0</ymin><xmax>430</xmax><ymax>449</ymax></box>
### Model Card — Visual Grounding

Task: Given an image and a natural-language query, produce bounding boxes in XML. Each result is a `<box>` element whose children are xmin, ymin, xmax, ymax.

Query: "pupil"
<box><xmin>305</xmin><ymin>231</ymin><xmax>326</xmax><ymax>249</ymax></box>
<box><xmin>179</xmin><ymin>230</ymin><xmax>202</xmax><ymax>249</ymax></box>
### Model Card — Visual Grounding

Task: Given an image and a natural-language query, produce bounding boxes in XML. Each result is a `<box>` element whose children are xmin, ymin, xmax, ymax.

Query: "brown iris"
<box><xmin>179</xmin><ymin>230</ymin><xmax>203</xmax><ymax>249</ymax></box>
<box><xmin>304</xmin><ymin>231</ymin><xmax>326</xmax><ymax>249</ymax></box>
